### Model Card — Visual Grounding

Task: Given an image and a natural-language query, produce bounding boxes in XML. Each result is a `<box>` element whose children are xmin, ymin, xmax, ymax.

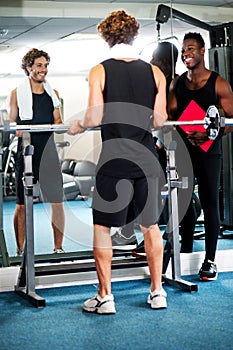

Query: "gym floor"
<box><xmin>1</xmin><ymin>198</ymin><xmax>233</xmax><ymax>350</ymax></box>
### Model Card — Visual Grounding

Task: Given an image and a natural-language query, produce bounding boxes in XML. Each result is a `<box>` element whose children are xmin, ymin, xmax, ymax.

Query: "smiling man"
<box><xmin>168</xmin><ymin>32</ymin><xmax>233</xmax><ymax>281</ymax></box>
<box><xmin>9</xmin><ymin>48</ymin><xmax>65</xmax><ymax>256</ymax></box>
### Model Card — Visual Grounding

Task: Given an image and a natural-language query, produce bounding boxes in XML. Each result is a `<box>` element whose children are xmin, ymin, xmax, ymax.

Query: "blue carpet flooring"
<box><xmin>1</xmin><ymin>199</ymin><xmax>233</xmax><ymax>349</ymax></box>
<box><xmin>0</xmin><ymin>273</ymin><xmax>233</xmax><ymax>350</ymax></box>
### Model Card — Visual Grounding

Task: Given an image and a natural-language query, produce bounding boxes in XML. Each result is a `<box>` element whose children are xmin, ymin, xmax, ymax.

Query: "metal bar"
<box><xmin>0</xmin><ymin>141</ymin><xmax>10</xmax><ymax>266</ymax></box>
<box><xmin>3</xmin><ymin>123</ymin><xmax>99</xmax><ymax>133</ymax></box>
<box><xmin>1</xmin><ymin>116</ymin><xmax>233</xmax><ymax>134</ymax></box>
<box><xmin>162</xmin><ymin>277</ymin><xmax>198</xmax><ymax>292</ymax></box>
<box><xmin>164</xmin><ymin>117</ymin><xmax>232</xmax><ymax>127</ymax></box>
<box><xmin>15</xmin><ymin>289</ymin><xmax>46</xmax><ymax>308</ymax></box>
<box><xmin>0</xmin><ymin>229</ymin><xmax>10</xmax><ymax>267</ymax></box>
<box><xmin>7</xmin><ymin>123</ymin><xmax>71</xmax><ymax>133</ymax></box>
<box><xmin>9</xmin><ymin>249</ymin><xmax>135</xmax><ymax>266</ymax></box>
<box><xmin>35</xmin><ymin>257</ymin><xmax>148</xmax><ymax>276</ymax></box>
<box><xmin>156</xmin><ymin>4</ymin><xmax>213</xmax><ymax>32</ymax></box>
<box><xmin>15</xmin><ymin>132</ymin><xmax>45</xmax><ymax>308</ymax></box>
<box><xmin>162</xmin><ymin>133</ymin><xmax>198</xmax><ymax>292</ymax></box>
<box><xmin>164</xmin><ymin>120</ymin><xmax>206</xmax><ymax>126</ymax></box>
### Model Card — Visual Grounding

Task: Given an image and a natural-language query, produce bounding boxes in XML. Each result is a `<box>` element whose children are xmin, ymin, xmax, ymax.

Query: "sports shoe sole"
<box><xmin>200</xmin><ymin>274</ymin><xmax>218</xmax><ymax>281</ymax></box>
<box><xmin>112</xmin><ymin>244</ymin><xmax>137</xmax><ymax>251</ymax></box>
<box><xmin>147</xmin><ymin>297</ymin><xmax>167</xmax><ymax>309</ymax></box>
<box><xmin>83</xmin><ymin>305</ymin><xmax>116</xmax><ymax>314</ymax></box>
<box><xmin>132</xmin><ymin>251</ymin><xmax>146</xmax><ymax>258</ymax></box>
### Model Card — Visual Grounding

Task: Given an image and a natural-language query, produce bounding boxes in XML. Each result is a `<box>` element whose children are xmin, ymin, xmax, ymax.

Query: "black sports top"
<box><xmin>97</xmin><ymin>58</ymin><xmax>160</xmax><ymax>178</ymax></box>
<box><xmin>16</xmin><ymin>91</ymin><xmax>56</xmax><ymax>161</ymax></box>
<box><xmin>175</xmin><ymin>71</ymin><xmax>222</xmax><ymax>155</ymax></box>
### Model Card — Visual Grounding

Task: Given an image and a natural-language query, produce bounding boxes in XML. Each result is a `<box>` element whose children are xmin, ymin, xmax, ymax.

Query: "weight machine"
<box><xmin>0</xmin><ymin>104</ymin><xmax>227</xmax><ymax>306</ymax></box>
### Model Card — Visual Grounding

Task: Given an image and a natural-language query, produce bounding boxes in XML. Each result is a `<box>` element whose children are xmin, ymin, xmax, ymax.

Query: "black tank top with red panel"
<box><xmin>175</xmin><ymin>71</ymin><xmax>222</xmax><ymax>155</ymax></box>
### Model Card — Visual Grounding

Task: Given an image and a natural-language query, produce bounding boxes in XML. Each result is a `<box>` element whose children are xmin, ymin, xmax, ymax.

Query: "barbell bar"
<box><xmin>1</xmin><ymin>105</ymin><xmax>232</xmax><ymax>136</ymax></box>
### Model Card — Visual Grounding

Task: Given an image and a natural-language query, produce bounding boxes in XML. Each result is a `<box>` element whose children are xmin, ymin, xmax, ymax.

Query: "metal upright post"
<box><xmin>0</xmin><ymin>132</ymin><xmax>10</xmax><ymax>267</ymax></box>
<box><xmin>15</xmin><ymin>132</ymin><xmax>45</xmax><ymax>307</ymax></box>
<box><xmin>162</xmin><ymin>132</ymin><xmax>198</xmax><ymax>292</ymax></box>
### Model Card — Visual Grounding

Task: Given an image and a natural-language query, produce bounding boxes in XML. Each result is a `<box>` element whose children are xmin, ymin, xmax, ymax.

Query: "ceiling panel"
<box><xmin>0</xmin><ymin>1</ymin><xmax>233</xmax><ymax>76</ymax></box>
<box><xmin>10</xmin><ymin>0</ymin><xmax>233</xmax><ymax>6</ymax></box>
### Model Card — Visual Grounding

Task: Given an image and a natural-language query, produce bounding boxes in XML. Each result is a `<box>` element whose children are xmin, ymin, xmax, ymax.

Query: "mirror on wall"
<box><xmin>1</xmin><ymin>1</ymin><xmax>233</xmax><ymax>262</ymax></box>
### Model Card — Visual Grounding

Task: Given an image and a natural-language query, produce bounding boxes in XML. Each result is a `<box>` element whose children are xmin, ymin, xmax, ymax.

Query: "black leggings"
<box><xmin>180</xmin><ymin>154</ymin><xmax>222</xmax><ymax>261</ymax></box>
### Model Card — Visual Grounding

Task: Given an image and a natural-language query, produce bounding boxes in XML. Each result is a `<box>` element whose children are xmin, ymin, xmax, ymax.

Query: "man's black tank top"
<box><xmin>175</xmin><ymin>71</ymin><xmax>222</xmax><ymax>155</ymax></box>
<box><xmin>97</xmin><ymin>58</ymin><xmax>160</xmax><ymax>178</ymax></box>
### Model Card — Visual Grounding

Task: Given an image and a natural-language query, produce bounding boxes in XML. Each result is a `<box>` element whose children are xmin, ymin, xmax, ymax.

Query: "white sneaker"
<box><xmin>53</xmin><ymin>248</ymin><xmax>65</xmax><ymax>254</ymax></box>
<box><xmin>83</xmin><ymin>294</ymin><xmax>116</xmax><ymax>314</ymax></box>
<box><xmin>15</xmin><ymin>248</ymin><xmax>24</xmax><ymax>257</ymax></box>
<box><xmin>111</xmin><ymin>230</ymin><xmax>137</xmax><ymax>250</ymax></box>
<box><xmin>147</xmin><ymin>288</ymin><xmax>167</xmax><ymax>309</ymax></box>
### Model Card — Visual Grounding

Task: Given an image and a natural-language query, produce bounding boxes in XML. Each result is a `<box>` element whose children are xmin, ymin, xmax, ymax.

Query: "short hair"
<box><xmin>183</xmin><ymin>32</ymin><xmax>205</xmax><ymax>48</ymax></box>
<box><xmin>151</xmin><ymin>41</ymin><xmax>178</xmax><ymax>66</ymax></box>
<box><xmin>21</xmin><ymin>48</ymin><xmax>50</xmax><ymax>76</ymax></box>
<box><xmin>97</xmin><ymin>10</ymin><xmax>140</xmax><ymax>48</ymax></box>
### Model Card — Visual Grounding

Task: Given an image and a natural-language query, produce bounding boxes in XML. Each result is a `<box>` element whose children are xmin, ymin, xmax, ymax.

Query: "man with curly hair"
<box><xmin>9</xmin><ymin>48</ymin><xmax>65</xmax><ymax>256</ymax></box>
<box><xmin>68</xmin><ymin>10</ymin><xmax>168</xmax><ymax>313</ymax></box>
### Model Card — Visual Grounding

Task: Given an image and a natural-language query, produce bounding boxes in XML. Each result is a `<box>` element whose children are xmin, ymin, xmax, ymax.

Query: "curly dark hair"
<box><xmin>21</xmin><ymin>48</ymin><xmax>50</xmax><ymax>76</ymax></box>
<box><xmin>183</xmin><ymin>32</ymin><xmax>205</xmax><ymax>48</ymax></box>
<box><xmin>97</xmin><ymin>10</ymin><xmax>140</xmax><ymax>48</ymax></box>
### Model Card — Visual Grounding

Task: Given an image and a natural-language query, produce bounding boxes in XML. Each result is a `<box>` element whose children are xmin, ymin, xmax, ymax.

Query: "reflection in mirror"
<box><xmin>2</xmin><ymin>125</ymin><xmax>233</xmax><ymax>262</ymax></box>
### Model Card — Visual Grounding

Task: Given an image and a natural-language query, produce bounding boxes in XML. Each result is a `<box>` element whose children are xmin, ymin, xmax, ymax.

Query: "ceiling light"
<box><xmin>61</xmin><ymin>33</ymin><xmax>100</xmax><ymax>41</ymax></box>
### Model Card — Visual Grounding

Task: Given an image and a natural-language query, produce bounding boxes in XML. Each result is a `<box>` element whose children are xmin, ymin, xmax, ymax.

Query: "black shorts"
<box><xmin>92</xmin><ymin>173</ymin><xmax>163</xmax><ymax>228</ymax></box>
<box><xmin>15</xmin><ymin>143</ymin><xmax>63</xmax><ymax>205</ymax></box>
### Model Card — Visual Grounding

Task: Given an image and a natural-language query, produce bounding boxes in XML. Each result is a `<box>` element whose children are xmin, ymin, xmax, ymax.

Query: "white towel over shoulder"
<box><xmin>16</xmin><ymin>78</ymin><xmax>61</xmax><ymax>120</ymax></box>
<box><xmin>108</xmin><ymin>43</ymin><xmax>139</xmax><ymax>59</ymax></box>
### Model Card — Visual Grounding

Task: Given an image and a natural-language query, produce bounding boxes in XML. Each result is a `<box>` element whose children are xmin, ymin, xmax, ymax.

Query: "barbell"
<box><xmin>0</xmin><ymin>105</ymin><xmax>232</xmax><ymax>147</ymax></box>
<box><xmin>163</xmin><ymin>105</ymin><xmax>227</xmax><ymax>140</ymax></box>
